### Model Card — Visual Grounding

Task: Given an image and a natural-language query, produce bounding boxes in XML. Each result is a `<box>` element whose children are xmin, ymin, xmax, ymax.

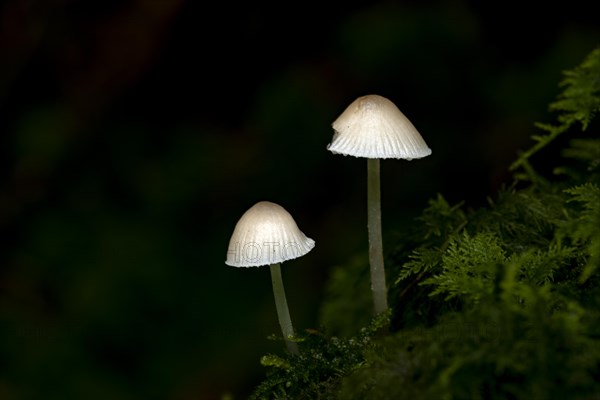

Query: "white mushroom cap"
<box><xmin>327</xmin><ymin>94</ymin><xmax>432</xmax><ymax>160</ymax></box>
<box><xmin>225</xmin><ymin>201</ymin><xmax>315</xmax><ymax>267</ymax></box>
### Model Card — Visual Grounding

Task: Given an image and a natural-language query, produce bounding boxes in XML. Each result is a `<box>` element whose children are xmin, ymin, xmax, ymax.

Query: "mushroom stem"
<box><xmin>367</xmin><ymin>158</ymin><xmax>389</xmax><ymax>315</ymax></box>
<box><xmin>269</xmin><ymin>263</ymin><xmax>299</xmax><ymax>354</ymax></box>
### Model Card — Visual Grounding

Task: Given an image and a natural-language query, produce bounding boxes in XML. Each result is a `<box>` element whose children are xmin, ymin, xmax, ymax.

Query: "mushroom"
<box><xmin>225</xmin><ymin>201</ymin><xmax>315</xmax><ymax>354</ymax></box>
<box><xmin>327</xmin><ymin>94</ymin><xmax>431</xmax><ymax>315</ymax></box>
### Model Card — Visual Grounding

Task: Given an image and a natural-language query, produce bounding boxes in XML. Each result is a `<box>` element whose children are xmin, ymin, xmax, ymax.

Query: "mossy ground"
<box><xmin>250</xmin><ymin>47</ymin><xmax>600</xmax><ymax>400</ymax></box>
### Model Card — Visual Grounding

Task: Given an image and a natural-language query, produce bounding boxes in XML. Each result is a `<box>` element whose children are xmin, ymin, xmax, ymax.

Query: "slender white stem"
<box><xmin>269</xmin><ymin>263</ymin><xmax>299</xmax><ymax>354</ymax></box>
<box><xmin>367</xmin><ymin>158</ymin><xmax>388</xmax><ymax>315</ymax></box>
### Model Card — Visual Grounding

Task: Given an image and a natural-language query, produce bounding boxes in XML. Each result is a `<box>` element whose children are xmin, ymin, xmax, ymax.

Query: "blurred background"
<box><xmin>0</xmin><ymin>1</ymin><xmax>598</xmax><ymax>399</ymax></box>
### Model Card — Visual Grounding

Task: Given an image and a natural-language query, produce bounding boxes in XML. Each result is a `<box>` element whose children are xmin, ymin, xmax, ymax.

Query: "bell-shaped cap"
<box><xmin>225</xmin><ymin>201</ymin><xmax>315</xmax><ymax>267</ymax></box>
<box><xmin>327</xmin><ymin>94</ymin><xmax>432</xmax><ymax>160</ymax></box>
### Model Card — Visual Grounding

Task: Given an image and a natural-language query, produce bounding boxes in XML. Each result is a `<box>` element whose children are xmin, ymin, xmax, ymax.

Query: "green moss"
<box><xmin>250</xmin><ymin>46</ymin><xmax>600</xmax><ymax>400</ymax></box>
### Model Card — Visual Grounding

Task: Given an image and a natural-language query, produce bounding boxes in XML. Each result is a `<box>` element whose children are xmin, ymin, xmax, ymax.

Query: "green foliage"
<box><xmin>419</xmin><ymin>194</ymin><xmax>468</xmax><ymax>241</ymax></box>
<box><xmin>550</xmin><ymin>47</ymin><xmax>600</xmax><ymax>131</ymax></box>
<box><xmin>337</xmin><ymin>293</ymin><xmax>600</xmax><ymax>400</ymax></box>
<box><xmin>511</xmin><ymin>47</ymin><xmax>600</xmax><ymax>178</ymax></box>
<box><xmin>423</xmin><ymin>232</ymin><xmax>507</xmax><ymax>302</ymax></box>
<box><xmin>563</xmin><ymin>183</ymin><xmax>600</xmax><ymax>283</ymax></box>
<box><xmin>392</xmin><ymin>194</ymin><xmax>467</xmax><ymax>286</ymax></box>
<box><xmin>250</xmin><ymin>313</ymin><xmax>389</xmax><ymax>400</ymax></box>
<box><xmin>251</xmin><ymin>47</ymin><xmax>600</xmax><ymax>399</ymax></box>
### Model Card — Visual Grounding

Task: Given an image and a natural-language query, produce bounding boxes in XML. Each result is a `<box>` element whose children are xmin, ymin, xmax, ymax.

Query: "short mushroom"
<box><xmin>225</xmin><ymin>201</ymin><xmax>315</xmax><ymax>354</ymax></box>
<box><xmin>327</xmin><ymin>94</ymin><xmax>431</xmax><ymax>315</ymax></box>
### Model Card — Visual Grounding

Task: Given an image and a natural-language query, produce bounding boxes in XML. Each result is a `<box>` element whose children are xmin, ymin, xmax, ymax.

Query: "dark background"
<box><xmin>1</xmin><ymin>1</ymin><xmax>598</xmax><ymax>399</ymax></box>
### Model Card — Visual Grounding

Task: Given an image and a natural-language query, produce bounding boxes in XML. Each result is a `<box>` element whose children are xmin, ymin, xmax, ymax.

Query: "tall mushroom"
<box><xmin>225</xmin><ymin>201</ymin><xmax>315</xmax><ymax>354</ymax></box>
<box><xmin>327</xmin><ymin>94</ymin><xmax>431</xmax><ymax>315</ymax></box>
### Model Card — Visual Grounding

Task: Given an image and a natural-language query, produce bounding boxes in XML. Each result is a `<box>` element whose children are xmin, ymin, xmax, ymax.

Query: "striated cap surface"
<box><xmin>225</xmin><ymin>201</ymin><xmax>315</xmax><ymax>267</ymax></box>
<box><xmin>328</xmin><ymin>94</ymin><xmax>432</xmax><ymax>160</ymax></box>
